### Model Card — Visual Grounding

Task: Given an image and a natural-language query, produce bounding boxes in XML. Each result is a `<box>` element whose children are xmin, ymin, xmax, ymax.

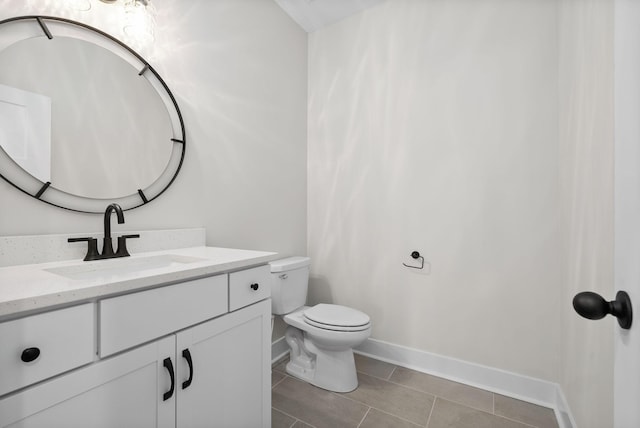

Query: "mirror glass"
<box><xmin>0</xmin><ymin>16</ymin><xmax>185</xmax><ymax>213</ymax></box>
<box><xmin>0</xmin><ymin>36</ymin><xmax>172</xmax><ymax>198</ymax></box>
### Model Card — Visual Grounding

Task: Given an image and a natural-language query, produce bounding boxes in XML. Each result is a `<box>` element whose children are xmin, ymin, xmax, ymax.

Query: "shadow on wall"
<box><xmin>307</xmin><ymin>275</ymin><xmax>334</xmax><ymax>306</ymax></box>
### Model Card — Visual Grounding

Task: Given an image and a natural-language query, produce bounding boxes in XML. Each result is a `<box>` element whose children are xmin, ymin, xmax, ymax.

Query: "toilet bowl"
<box><xmin>270</xmin><ymin>257</ymin><xmax>371</xmax><ymax>392</ymax></box>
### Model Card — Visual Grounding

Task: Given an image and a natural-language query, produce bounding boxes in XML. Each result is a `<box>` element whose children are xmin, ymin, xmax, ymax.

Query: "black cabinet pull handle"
<box><xmin>163</xmin><ymin>357</ymin><xmax>175</xmax><ymax>401</ymax></box>
<box><xmin>182</xmin><ymin>348</ymin><xmax>194</xmax><ymax>389</ymax></box>
<box><xmin>21</xmin><ymin>347</ymin><xmax>40</xmax><ymax>363</ymax></box>
<box><xmin>573</xmin><ymin>290</ymin><xmax>633</xmax><ymax>329</ymax></box>
<box><xmin>250</xmin><ymin>283</ymin><xmax>259</xmax><ymax>291</ymax></box>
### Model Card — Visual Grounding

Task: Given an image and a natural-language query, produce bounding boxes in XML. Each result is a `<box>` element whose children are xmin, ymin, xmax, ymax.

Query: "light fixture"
<box><xmin>93</xmin><ymin>0</ymin><xmax>156</xmax><ymax>50</ymax></box>
<box><xmin>122</xmin><ymin>0</ymin><xmax>156</xmax><ymax>49</ymax></box>
<box><xmin>99</xmin><ymin>0</ymin><xmax>149</xmax><ymax>5</ymax></box>
<box><xmin>64</xmin><ymin>0</ymin><xmax>91</xmax><ymax>11</ymax></box>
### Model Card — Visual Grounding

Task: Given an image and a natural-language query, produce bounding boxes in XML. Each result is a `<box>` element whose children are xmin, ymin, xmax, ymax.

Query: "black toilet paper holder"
<box><xmin>402</xmin><ymin>251</ymin><xmax>424</xmax><ymax>269</ymax></box>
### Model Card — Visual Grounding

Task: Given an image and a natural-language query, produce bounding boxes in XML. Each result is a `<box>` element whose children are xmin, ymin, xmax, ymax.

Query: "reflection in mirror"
<box><xmin>0</xmin><ymin>36</ymin><xmax>172</xmax><ymax>199</ymax></box>
<box><xmin>0</xmin><ymin>16</ymin><xmax>185</xmax><ymax>213</ymax></box>
<box><xmin>0</xmin><ymin>83</ymin><xmax>51</xmax><ymax>183</ymax></box>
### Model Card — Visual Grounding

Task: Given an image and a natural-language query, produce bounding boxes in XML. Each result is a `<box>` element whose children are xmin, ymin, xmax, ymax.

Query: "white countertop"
<box><xmin>0</xmin><ymin>246</ymin><xmax>279</xmax><ymax>319</ymax></box>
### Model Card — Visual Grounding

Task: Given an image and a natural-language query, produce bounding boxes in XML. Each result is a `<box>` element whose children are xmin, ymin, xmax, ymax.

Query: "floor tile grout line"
<box><xmin>336</xmin><ymin>392</ymin><xmax>431</xmax><ymax>427</ymax></box>
<box><xmin>493</xmin><ymin>413</ymin><xmax>539</xmax><ymax>428</ymax></box>
<box><xmin>360</xmin><ymin>358</ymin><xmax>552</xmax><ymax>414</ymax></box>
<box><xmin>360</xmin><ymin>358</ymin><xmax>538</xmax><ymax>417</ymax></box>
<box><xmin>272</xmin><ymin>400</ymin><xmax>539</xmax><ymax>428</ymax></box>
<box><xmin>360</xmin><ymin>368</ymin><xmax>485</xmax><ymax>396</ymax></box>
<box><xmin>355</xmin><ymin>407</ymin><xmax>371</xmax><ymax>428</ymax></box>
<box><xmin>363</xmin><ymin>405</ymin><xmax>428</xmax><ymax>427</ymax></box>
<box><xmin>277</xmin><ymin>373</ymin><xmax>543</xmax><ymax>428</ymax></box>
<box><xmin>273</xmin><ymin>375</ymin><xmax>542</xmax><ymax>428</ymax></box>
<box><xmin>386</xmin><ymin>365</ymin><xmax>397</xmax><ymax>380</ymax></box>
<box><xmin>424</xmin><ymin>396</ymin><xmax>436</xmax><ymax>428</ymax></box>
<box><xmin>276</xmin><ymin>355</ymin><xmax>554</xmax><ymax>428</ymax></box>
<box><xmin>272</xmin><ymin>373</ymin><xmax>289</xmax><ymax>389</ymax></box>
<box><xmin>271</xmin><ymin>406</ymin><xmax>300</xmax><ymax>421</ymax></box>
<box><xmin>356</xmin><ymin>373</ymin><xmax>494</xmax><ymax>415</ymax></box>
<box><xmin>332</xmin><ymin>372</ymin><xmax>498</xmax><ymax>424</ymax></box>
<box><xmin>355</xmin><ymin>368</ymin><xmax>397</xmax><ymax>383</ymax></box>
<box><xmin>272</xmin><ymin>406</ymin><xmax>318</xmax><ymax>428</ymax></box>
<box><xmin>272</xmin><ymin>398</ymin><xmax>537</xmax><ymax>428</ymax></box>
<box><xmin>331</xmin><ymin>381</ymin><xmax>435</xmax><ymax>408</ymax></box>
<box><xmin>430</xmin><ymin>396</ymin><xmax>539</xmax><ymax>428</ymax></box>
<box><xmin>293</xmin><ymin>419</ymin><xmax>319</xmax><ymax>428</ymax></box>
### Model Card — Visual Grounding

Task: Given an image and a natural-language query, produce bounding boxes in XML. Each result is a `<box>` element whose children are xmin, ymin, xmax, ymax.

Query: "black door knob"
<box><xmin>573</xmin><ymin>290</ymin><xmax>632</xmax><ymax>329</ymax></box>
<box><xmin>250</xmin><ymin>283</ymin><xmax>259</xmax><ymax>291</ymax></box>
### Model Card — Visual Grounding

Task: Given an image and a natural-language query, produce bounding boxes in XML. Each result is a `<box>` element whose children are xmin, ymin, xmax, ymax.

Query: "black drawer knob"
<box><xmin>250</xmin><ymin>283</ymin><xmax>259</xmax><ymax>291</ymax></box>
<box><xmin>21</xmin><ymin>347</ymin><xmax>40</xmax><ymax>363</ymax></box>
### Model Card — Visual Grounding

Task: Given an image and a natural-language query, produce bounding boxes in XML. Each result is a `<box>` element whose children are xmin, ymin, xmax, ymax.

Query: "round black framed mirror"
<box><xmin>0</xmin><ymin>15</ymin><xmax>185</xmax><ymax>213</ymax></box>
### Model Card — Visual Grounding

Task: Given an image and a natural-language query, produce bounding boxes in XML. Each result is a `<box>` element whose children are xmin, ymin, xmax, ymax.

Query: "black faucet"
<box><xmin>102</xmin><ymin>203</ymin><xmax>124</xmax><ymax>257</ymax></box>
<box><xmin>68</xmin><ymin>203</ymin><xmax>140</xmax><ymax>261</ymax></box>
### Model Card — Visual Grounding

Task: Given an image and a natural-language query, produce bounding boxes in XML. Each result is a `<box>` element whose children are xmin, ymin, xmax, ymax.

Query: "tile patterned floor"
<box><xmin>272</xmin><ymin>354</ymin><xmax>560</xmax><ymax>428</ymax></box>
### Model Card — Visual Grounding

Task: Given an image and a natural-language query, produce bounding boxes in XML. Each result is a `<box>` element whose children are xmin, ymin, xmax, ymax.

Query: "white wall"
<box><xmin>308</xmin><ymin>0</ymin><xmax>561</xmax><ymax>381</ymax></box>
<box><xmin>0</xmin><ymin>0</ymin><xmax>308</xmax><ymax>258</ymax></box>
<box><xmin>558</xmin><ymin>1</ymin><xmax>614</xmax><ymax>427</ymax></box>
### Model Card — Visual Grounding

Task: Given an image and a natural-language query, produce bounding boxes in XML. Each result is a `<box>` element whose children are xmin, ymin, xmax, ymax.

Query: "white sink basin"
<box><xmin>44</xmin><ymin>254</ymin><xmax>207</xmax><ymax>280</ymax></box>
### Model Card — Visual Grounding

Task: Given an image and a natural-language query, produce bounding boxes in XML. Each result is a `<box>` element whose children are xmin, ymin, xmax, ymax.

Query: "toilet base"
<box><xmin>284</xmin><ymin>326</ymin><xmax>359</xmax><ymax>393</ymax></box>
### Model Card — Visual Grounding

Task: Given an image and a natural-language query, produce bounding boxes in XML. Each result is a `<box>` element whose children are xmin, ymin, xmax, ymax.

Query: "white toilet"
<box><xmin>270</xmin><ymin>256</ymin><xmax>371</xmax><ymax>393</ymax></box>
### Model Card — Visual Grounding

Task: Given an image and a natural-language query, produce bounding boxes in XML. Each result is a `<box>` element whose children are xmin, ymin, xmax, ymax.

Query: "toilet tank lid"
<box><xmin>269</xmin><ymin>256</ymin><xmax>311</xmax><ymax>272</ymax></box>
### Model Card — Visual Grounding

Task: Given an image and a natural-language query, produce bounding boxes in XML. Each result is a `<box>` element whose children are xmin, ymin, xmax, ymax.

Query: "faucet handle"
<box><xmin>116</xmin><ymin>234</ymin><xmax>140</xmax><ymax>257</ymax></box>
<box><xmin>68</xmin><ymin>237</ymin><xmax>100</xmax><ymax>261</ymax></box>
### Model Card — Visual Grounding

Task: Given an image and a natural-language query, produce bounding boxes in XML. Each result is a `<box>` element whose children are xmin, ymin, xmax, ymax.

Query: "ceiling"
<box><xmin>273</xmin><ymin>0</ymin><xmax>385</xmax><ymax>33</ymax></box>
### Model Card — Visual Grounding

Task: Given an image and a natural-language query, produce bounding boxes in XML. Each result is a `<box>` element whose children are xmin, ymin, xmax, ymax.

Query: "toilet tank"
<box><xmin>269</xmin><ymin>257</ymin><xmax>311</xmax><ymax>315</ymax></box>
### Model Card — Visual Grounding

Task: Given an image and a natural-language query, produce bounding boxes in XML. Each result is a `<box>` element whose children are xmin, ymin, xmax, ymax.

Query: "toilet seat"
<box><xmin>303</xmin><ymin>304</ymin><xmax>370</xmax><ymax>332</ymax></box>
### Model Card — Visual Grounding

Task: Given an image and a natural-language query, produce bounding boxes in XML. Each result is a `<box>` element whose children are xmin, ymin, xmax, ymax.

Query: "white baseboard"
<box><xmin>271</xmin><ymin>336</ymin><xmax>289</xmax><ymax>364</ymax></box>
<box><xmin>355</xmin><ymin>338</ymin><xmax>556</xmax><ymax>406</ymax></box>
<box><xmin>354</xmin><ymin>338</ymin><xmax>576</xmax><ymax>428</ymax></box>
<box><xmin>554</xmin><ymin>386</ymin><xmax>578</xmax><ymax>428</ymax></box>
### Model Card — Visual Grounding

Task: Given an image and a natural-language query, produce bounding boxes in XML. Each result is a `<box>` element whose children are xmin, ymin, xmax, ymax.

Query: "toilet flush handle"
<box><xmin>279</xmin><ymin>274</ymin><xmax>288</xmax><ymax>280</ymax></box>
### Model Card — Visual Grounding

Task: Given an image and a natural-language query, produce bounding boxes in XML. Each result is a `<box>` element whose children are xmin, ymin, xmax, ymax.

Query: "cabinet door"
<box><xmin>176</xmin><ymin>299</ymin><xmax>271</xmax><ymax>428</ymax></box>
<box><xmin>0</xmin><ymin>336</ymin><xmax>176</xmax><ymax>428</ymax></box>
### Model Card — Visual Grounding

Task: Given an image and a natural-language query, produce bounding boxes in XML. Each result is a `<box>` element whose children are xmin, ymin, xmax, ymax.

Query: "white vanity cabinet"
<box><xmin>0</xmin><ymin>303</ymin><xmax>94</xmax><ymax>397</ymax></box>
<box><xmin>0</xmin><ymin>264</ymin><xmax>272</xmax><ymax>428</ymax></box>
<box><xmin>176</xmin><ymin>299</ymin><xmax>270</xmax><ymax>427</ymax></box>
<box><xmin>0</xmin><ymin>335</ymin><xmax>176</xmax><ymax>428</ymax></box>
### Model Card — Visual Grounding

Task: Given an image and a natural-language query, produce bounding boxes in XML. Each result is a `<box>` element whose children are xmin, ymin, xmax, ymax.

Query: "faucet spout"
<box><xmin>104</xmin><ymin>203</ymin><xmax>124</xmax><ymax>239</ymax></box>
<box><xmin>103</xmin><ymin>203</ymin><xmax>124</xmax><ymax>256</ymax></box>
<box><xmin>68</xmin><ymin>203</ymin><xmax>137</xmax><ymax>261</ymax></box>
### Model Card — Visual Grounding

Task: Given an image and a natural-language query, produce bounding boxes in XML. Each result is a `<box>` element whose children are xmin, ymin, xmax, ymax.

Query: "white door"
<box><xmin>176</xmin><ymin>300</ymin><xmax>271</xmax><ymax>428</ymax></box>
<box><xmin>614</xmin><ymin>1</ymin><xmax>640</xmax><ymax>427</ymax></box>
<box><xmin>0</xmin><ymin>336</ymin><xmax>176</xmax><ymax>428</ymax></box>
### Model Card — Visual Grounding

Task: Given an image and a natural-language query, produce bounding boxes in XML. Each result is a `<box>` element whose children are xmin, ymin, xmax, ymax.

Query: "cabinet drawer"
<box><xmin>229</xmin><ymin>265</ymin><xmax>271</xmax><ymax>311</ymax></box>
<box><xmin>99</xmin><ymin>274</ymin><xmax>227</xmax><ymax>357</ymax></box>
<box><xmin>0</xmin><ymin>303</ymin><xmax>94</xmax><ymax>396</ymax></box>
